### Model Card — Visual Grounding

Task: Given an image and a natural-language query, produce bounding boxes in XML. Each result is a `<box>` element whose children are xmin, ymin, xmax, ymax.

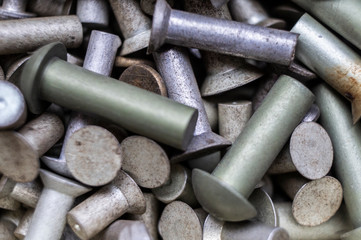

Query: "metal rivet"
<box><xmin>0</xmin><ymin>195</ymin><xmax>20</xmax><ymax>211</ymax></box>
<box><xmin>0</xmin><ymin>0</ymin><xmax>36</xmax><ymax>19</ymax></box>
<box><xmin>203</xmin><ymin>99</ymin><xmax>218</xmax><ymax>132</ymax></box>
<box><xmin>114</xmin><ymin>56</ymin><xmax>155</xmax><ymax>69</ymax></box>
<box><xmin>248</xmin><ymin>188</ymin><xmax>278</xmax><ymax>227</ymax></box>
<box><xmin>28</xmin><ymin>0</ymin><xmax>72</xmax><ymax>16</ymax></box>
<box><xmin>4</xmin><ymin>55</ymin><xmax>30</xmax><ymax>83</ymax></box>
<box><xmin>140</xmin><ymin>0</ymin><xmax>174</xmax><ymax>16</ymax></box>
<box><xmin>209</xmin><ymin>0</ymin><xmax>229</xmax><ymax>9</ymax></box>
<box><xmin>0</xmin><ymin>66</ymin><xmax>4</xmax><ymax>81</ymax></box>
<box><xmin>0</xmin><ymin>219</ymin><xmax>17</xmax><ymax>240</ymax></box>
<box><xmin>14</xmin><ymin>208</ymin><xmax>34</xmax><ymax>240</ymax></box>
<box><xmin>95</xmin><ymin>220</ymin><xmax>152</xmax><ymax>240</ymax></box>
<box><xmin>76</xmin><ymin>0</ymin><xmax>109</xmax><ymax>28</ymax></box>
<box><xmin>187</xmin><ymin>151</ymin><xmax>221</xmax><ymax>173</ymax></box>
<box><xmin>341</xmin><ymin>227</ymin><xmax>361</xmax><ymax>240</ymax></box>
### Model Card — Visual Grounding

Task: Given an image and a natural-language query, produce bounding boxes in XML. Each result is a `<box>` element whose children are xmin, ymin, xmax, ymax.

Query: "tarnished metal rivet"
<box><xmin>76</xmin><ymin>0</ymin><xmax>109</xmax><ymax>28</ymax></box>
<box><xmin>192</xmin><ymin>75</ymin><xmax>314</xmax><ymax>222</ymax></box>
<box><xmin>28</xmin><ymin>0</ymin><xmax>72</xmax><ymax>16</ymax></box>
<box><xmin>114</xmin><ymin>56</ymin><xmax>155</xmax><ymax>69</ymax></box>
<box><xmin>14</xmin><ymin>208</ymin><xmax>34</xmax><ymax>240</ymax></box>
<box><xmin>94</xmin><ymin>220</ymin><xmax>152</xmax><ymax>240</ymax></box>
<box><xmin>149</xmin><ymin>0</ymin><xmax>298</xmax><ymax>66</ymax></box>
<box><xmin>25</xmin><ymin>169</ymin><xmax>91</xmax><ymax>240</ymax></box>
<box><xmin>0</xmin><ymin>80</ymin><xmax>27</xmax><ymax>130</ymax></box>
<box><xmin>0</xmin><ymin>0</ymin><xmax>36</xmax><ymax>19</ymax></box>
<box><xmin>67</xmin><ymin>171</ymin><xmax>146</xmax><ymax>239</ymax></box>
<box><xmin>0</xmin><ymin>113</ymin><xmax>64</xmax><ymax>182</ymax></box>
<box><xmin>19</xmin><ymin>42</ymin><xmax>198</xmax><ymax>150</ymax></box>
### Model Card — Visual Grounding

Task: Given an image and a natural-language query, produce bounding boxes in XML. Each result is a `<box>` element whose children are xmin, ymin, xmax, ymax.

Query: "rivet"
<box><xmin>0</xmin><ymin>195</ymin><xmax>20</xmax><ymax>211</ymax></box>
<box><xmin>114</xmin><ymin>56</ymin><xmax>155</xmax><ymax>69</ymax></box>
<box><xmin>4</xmin><ymin>55</ymin><xmax>30</xmax><ymax>83</ymax></box>
<box><xmin>341</xmin><ymin>227</ymin><xmax>361</xmax><ymax>240</ymax></box>
<box><xmin>0</xmin><ymin>66</ymin><xmax>4</xmax><ymax>81</ymax></box>
<box><xmin>0</xmin><ymin>208</ymin><xmax>23</xmax><ymax>227</ymax></box>
<box><xmin>95</xmin><ymin>220</ymin><xmax>152</xmax><ymax>240</ymax></box>
<box><xmin>209</xmin><ymin>0</ymin><xmax>229</xmax><ymax>9</ymax></box>
<box><xmin>187</xmin><ymin>151</ymin><xmax>221</xmax><ymax>173</ymax></box>
<box><xmin>270</xmin><ymin>61</ymin><xmax>318</xmax><ymax>84</ymax></box>
<box><xmin>203</xmin><ymin>99</ymin><xmax>218</xmax><ymax>132</ymax></box>
<box><xmin>272</xmin><ymin>4</ymin><xmax>304</xmax><ymax>25</ymax></box>
<box><xmin>67</xmin><ymin>170</ymin><xmax>146</xmax><ymax>239</ymax></box>
<box><xmin>0</xmin><ymin>218</ymin><xmax>17</xmax><ymax>240</ymax></box>
<box><xmin>0</xmin><ymin>113</ymin><xmax>64</xmax><ymax>182</ymax></box>
<box><xmin>14</xmin><ymin>208</ymin><xmax>33</xmax><ymax>240</ymax></box>
<box><xmin>149</xmin><ymin>0</ymin><xmax>298</xmax><ymax>66</ymax></box>
<box><xmin>76</xmin><ymin>0</ymin><xmax>109</xmax><ymax>28</ymax></box>
<box><xmin>0</xmin><ymin>0</ymin><xmax>36</xmax><ymax>19</ymax></box>
<box><xmin>192</xmin><ymin>75</ymin><xmax>314</xmax><ymax>222</ymax></box>
<box><xmin>140</xmin><ymin>0</ymin><xmax>174</xmax><ymax>16</ymax></box>
<box><xmin>28</xmin><ymin>0</ymin><xmax>72</xmax><ymax>16</ymax></box>
<box><xmin>248</xmin><ymin>188</ymin><xmax>278</xmax><ymax>227</ymax></box>
<box><xmin>19</xmin><ymin>42</ymin><xmax>197</xmax><ymax>150</ymax></box>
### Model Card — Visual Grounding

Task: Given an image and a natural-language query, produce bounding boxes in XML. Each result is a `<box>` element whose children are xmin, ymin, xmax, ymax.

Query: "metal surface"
<box><xmin>5</xmin><ymin>55</ymin><xmax>30</xmax><ymax>83</ymax></box>
<box><xmin>252</xmin><ymin>74</ymin><xmax>278</xmax><ymax>111</ymax></box>
<box><xmin>0</xmin><ymin>220</ymin><xmax>16</xmax><ymax>240</ymax></box>
<box><xmin>96</xmin><ymin>220</ymin><xmax>151</xmax><ymax>240</ymax></box>
<box><xmin>203</xmin><ymin>99</ymin><xmax>218</xmax><ymax>131</ymax></box>
<box><xmin>154</xmin><ymin>46</ymin><xmax>230</xmax><ymax>162</ymax></box>
<box><xmin>19</xmin><ymin>42</ymin><xmax>198</xmax><ymax>150</ymax></box>
<box><xmin>119</xmin><ymin>64</ymin><xmax>167</xmax><ymax>97</ymax></box>
<box><xmin>149</xmin><ymin>0</ymin><xmax>298</xmax><ymax>66</ymax></box>
<box><xmin>192</xmin><ymin>75</ymin><xmax>314</xmax><ymax>222</ymax></box>
<box><xmin>108</xmin><ymin>0</ymin><xmax>151</xmax><ymax>55</ymax></box>
<box><xmin>67</xmin><ymin>170</ymin><xmax>145</xmax><ymax>239</ymax></box>
<box><xmin>341</xmin><ymin>227</ymin><xmax>361</xmax><ymax>240</ymax></box>
<box><xmin>188</xmin><ymin>151</ymin><xmax>221</xmax><ymax>173</ymax></box>
<box><xmin>0</xmin><ymin>196</ymin><xmax>20</xmax><ymax>210</ymax></box>
<box><xmin>14</xmin><ymin>209</ymin><xmax>33</xmax><ymax>240</ymax></box>
<box><xmin>302</xmin><ymin>104</ymin><xmax>320</xmax><ymax>122</ymax></box>
<box><xmin>0</xmin><ymin>80</ymin><xmax>27</xmax><ymax>130</ymax></box>
<box><xmin>314</xmin><ymin>83</ymin><xmax>361</xmax><ymax>233</ymax></box>
<box><xmin>0</xmin><ymin>0</ymin><xmax>35</xmax><ymax>19</ymax></box>
<box><xmin>120</xmin><ymin>136</ymin><xmax>170</xmax><ymax>188</ymax></box>
<box><xmin>210</xmin><ymin>0</ymin><xmax>228</xmax><ymax>9</ymax></box>
<box><xmin>0</xmin><ymin>16</ymin><xmax>82</xmax><ymax>55</ymax></box>
<box><xmin>140</xmin><ymin>0</ymin><xmax>174</xmax><ymax>16</ymax></box>
<box><xmin>158</xmin><ymin>201</ymin><xmax>203</xmax><ymax>240</ymax></box>
<box><xmin>115</xmin><ymin>56</ymin><xmax>155</xmax><ymax>68</ymax></box>
<box><xmin>248</xmin><ymin>188</ymin><xmax>278</xmax><ymax>227</ymax></box>
<box><xmin>270</xmin><ymin>62</ymin><xmax>317</xmax><ymax>84</ymax></box>
<box><xmin>28</xmin><ymin>0</ymin><xmax>72</xmax><ymax>16</ymax></box>
<box><xmin>25</xmin><ymin>169</ymin><xmax>91</xmax><ymax>240</ymax></box>
<box><xmin>291</xmin><ymin>13</ymin><xmax>361</xmax><ymax>124</ymax></box>
<box><xmin>0</xmin><ymin>66</ymin><xmax>4</xmax><ymax>81</ymax></box>
<box><xmin>76</xmin><ymin>0</ymin><xmax>109</xmax><ymax>28</ymax></box>
<box><xmin>0</xmin><ymin>113</ymin><xmax>64</xmax><ymax>182</ymax></box>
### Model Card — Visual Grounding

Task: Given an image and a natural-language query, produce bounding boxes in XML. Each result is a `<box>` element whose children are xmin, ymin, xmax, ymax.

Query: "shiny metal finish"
<box><xmin>95</xmin><ymin>220</ymin><xmax>152</xmax><ymax>240</ymax></box>
<box><xmin>0</xmin><ymin>16</ymin><xmax>82</xmax><ymax>55</ymax></box>
<box><xmin>76</xmin><ymin>0</ymin><xmax>109</xmax><ymax>28</ymax></box>
<box><xmin>192</xmin><ymin>75</ymin><xmax>314</xmax><ymax>222</ymax></box>
<box><xmin>154</xmin><ymin>46</ymin><xmax>231</xmax><ymax>162</ymax></box>
<box><xmin>149</xmin><ymin>0</ymin><xmax>298</xmax><ymax>66</ymax></box>
<box><xmin>302</xmin><ymin>104</ymin><xmax>320</xmax><ymax>122</ymax></box>
<box><xmin>0</xmin><ymin>0</ymin><xmax>35</xmax><ymax>19</ymax></box>
<box><xmin>19</xmin><ymin>42</ymin><xmax>198</xmax><ymax>150</ymax></box>
<box><xmin>291</xmin><ymin>13</ymin><xmax>361</xmax><ymax>123</ymax></box>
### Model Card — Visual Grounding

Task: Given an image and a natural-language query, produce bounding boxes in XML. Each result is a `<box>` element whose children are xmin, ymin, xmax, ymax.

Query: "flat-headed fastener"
<box><xmin>76</xmin><ymin>0</ymin><xmax>109</xmax><ymax>29</ymax></box>
<box><xmin>148</xmin><ymin>0</ymin><xmax>298</xmax><ymax>66</ymax></box>
<box><xmin>140</xmin><ymin>0</ymin><xmax>174</xmax><ymax>16</ymax></box>
<box><xmin>120</xmin><ymin>136</ymin><xmax>170</xmax><ymax>189</ymax></box>
<box><xmin>248</xmin><ymin>188</ymin><xmax>278</xmax><ymax>227</ymax></box>
<box><xmin>25</xmin><ymin>169</ymin><xmax>91</xmax><ymax>240</ymax></box>
<box><xmin>0</xmin><ymin>81</ymin><xmax>27</xmax><ymax>130</ymax></box>
<box><xmin>0</xmin><ymin>0</ymin><xmax>36</xmax><ymax>19</ymax></box>
<box><xmin>291</xmin><ymin>13</ymin><xmax>361</xmax><ymax>124</ymax></box>
<box><xmin>228</xmin><ymin>0</ymin><xmax>285</xmax><ymax>29</ymax></box>
<box><xmin>203</xmin><ymin>214</ymin><xmax>289</xmax><ymax>240</ymax></box>
<box><xmin>18</xmin><ymin>42</ymin><xmax>197</xmax><ymax>150</ymax></box>
<box><xmin>268</xmin><ymin>121</ymin><xmax>333</xmax><ymax>180</ymax></box>
<box><xmin>314</xmin><ymin>83</ymin><xmax>361</xmax><ymax>237</ymax></box>
<box><xmin>153</xmin><ymin>46</ymin><xmax>231</xmax><ymax>162</ymax></box>
<box><xmin>14</xmin><ymin>208</ymin><xmax>33</xmax><ymax>240</ymax></box>
<box><xmin>108</xmin><ymin>0</ymin><xmax>151</xmax><ymax>56</ymax></box>
<box><xmin>0</xmin><ymin>16</ymin><xmax>82</xmax><ymax>55</ymax></box>
<box><xmin>152</xmin><ymin>164</ymin><xmax>198</xmax><ymax>208</ymax></box>
<box><xmin>115</xmin><ymin>56</ymin><xmax>155</xmax><ymax>69</ymax></box>
<box><xmin>275</xmin><ymin>202</ymin><xmax>353</xmax><ymax>240</ymax></box>
<box><xmin>67</xmin><ymin>170</ymin><xmax>145</xmax><ymax>239</ymax></box>
<box><xmin>93</xmin><ymin>220</ymin><xmax>152</xmax><ymax>240</ymax></box>
<box><xmin>0</xmin><ymin>113</ymin><xmax>64</xmax><ymax>182</ymax></box>
<box><xmin>27</xmin><ymin>0</ymin><xmax>72</xmax><ymax>16</ymax></box>
<box><xmin>192</xmin><ymin>75</ymin><xmax>314</xmax><ymax>222</ymax></box>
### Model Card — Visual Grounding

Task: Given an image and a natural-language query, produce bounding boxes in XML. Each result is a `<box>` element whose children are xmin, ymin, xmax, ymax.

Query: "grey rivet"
<box><xmin>25</xmin><ymin>169</ymin><xmax>91</xmax><ymax>240</ymax></box>
<box><xmin>0</xmin><ymin>113</ymin><xmax>64</xmax><ymax>182</ymax></box>
<box><xmin>14</xmin><ymin>208</ymin><xmax>34</xmax><ymax>240</ymax></box>
<box><xmin>341</xmin><ymin>227</ymin><xmax>361</xmax><ymax>240</ymax></box>
<box><xmin>140</xmin><ymin>0</ymin><xmax>174</xmax><ymax>16</ymax></box>
<box><xmin>0</xmin><ymin>196</ymin><xmax>20</xmax><ymax>211</ymax></box>
<box><xmin>272</xmin><ymin>4</ymin><xmax>304</xmax><ymax>24</ymax></box>
<box><xmin>203</xmin><ymin>99</ymin><xmax>218</xmax><ymax>132</ymax></box>
<box><xmin>67</xmin><ymin>170</ymin><xmax>146</xmax><ymax>239</ymax></box>
<box><xmin>94</xmin><ymin>220</ymin><xmax>152</xmax><ymax>240</ymax></box>
<box><xmin>0</xmin><ymin>0</ymin><xmax>36</xmax><ymax>19</ymax></box>
<box><xmin>252</xmin><ymin>74</ymin><xmax>278</xmax><ymax>111</ymax></box>
<box><xmin>76</xmin><ymin>0</ymin><xmax>109</xmax><ymax>28</ymax></box>
<box><xmin>66</xmin><ymin>53</ymin><xmax>83</xmax><ymax>66</ymax></box>
<box><xmin>192</xmin><ymin>75</ymin><xmax>314</xmax><ymax>222</ymax></box>
<box><xmin>271</xmin><ymin>61</ymin><xmax>317</xmax><ymax>84</ymax></box>
<box><xmin>4</xmin><ymin>55</ymin><xmax>30</xmax><ymax>84</ymax></box>
<box><xmin>154</xmin><ymin>46</ymin><xmax>231</xmax><ymax>162</ymax></box>
<box><xmin>210</xmin><ymin>0</ymin><xmax>229</xmax><ymax>9</ymax></box>
<box><xmin>0</xmin><ymin>80</ymin><xmax>27</xmax><ymax>130</ymax></box>
<box><xmin>249</xmin><ymin>188</ymin><xmax>277</xmax><ymax>227</ymax></box>
<box><xmin>187</xmin><ymin>151</ymin><xmax>221</xmax><ymax>173</ymax></box>
<box><xmin>301</xmin><ymin>104</ymin><xmax>320</xmax><ymax>122</ymax></box>
<box><xmin>149</xmin><ymin>0</ymin><xmax>298</xmax><ymax>66</ymax></box>
<box><xmin>0</xmin><ymin>208</ymin><xmax>23</xmax><ymax>227</ymax></box>
<box><xmin>108</xmin><ymin>0</ymin><xmax>151</xmax><ymax>56</ymax></box>
<box><xmin>28</xmin><ymin>0</ymin><xmax>72</xmax><ymax>16</ymax></box>
<box><xmin>115</xmin><ymin>56</ymin><xmax>155</xmax><ymax>69</ymax></box>
<box><xmin>0</xmin><ymin>16</ymin><xmax>82</xmax><ymax>55</ymax></box>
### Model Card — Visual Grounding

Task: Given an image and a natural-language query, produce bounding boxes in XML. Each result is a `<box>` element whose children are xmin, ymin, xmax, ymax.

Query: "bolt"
<box><xmin>115</xmin><ymin>56</ymin><xmax>155</xmax><ymax>68</ymax></box>
<box><xmin>0</xmin><ymin>16</ymin><xmax>82</xmax><ymax>55</ymax></box>
<box><xmin>0</xmin><ymin>0</ymin><xmax>36</xmax><ymax>19</ymax></box>
<box><xmin>153</xmin><ymin>46</ymin><xmax>231</xmax><ymax>162</ymax></box>
<box><xmin>0</xmin><ymin>113</ymin><xmax>64</xmax><ymax>182</ymax></box>
<box><xmin>291</xmin><ymin>13</ymin><xmax>361</xmax><ymax>123</ymax></box>
<box><xmin>76</xmin><ymin>0</ymin><xmax>109</xmax><ymax>29</ymax></box>
<box><xmin>67</xmin><ymin>170</ymin><xmax>146</xmax><ymax>239</ymax></box>
<box><xmin>148</xmin><ymin>0</ymin><xmax>298</xmax><ymax>66</ymax></box>
<box><xmin>19</xmin><ymin>42</ymin><xmax>197</xmax><ymax>150</ymax></box>
<box><xmin>14</xmin><ymin>208</ymin><xmax>33</xmax><ymax>240</ymax></box>
<box><xmin>108</xmin><ymin>0</ymin><xmax>152</xmax><ymax>56</ymax></box>
<box><xmin>248</xmin><ymin>188</ymin><xmax>278</xmax><ymax>227</ymax></box>
<box><xmin>0</xmin><ymin>80</ymin><xmax>27</xmax><ymax>130</ymax></box>
<box><xmin>25</xmin><ymin>169</ymin><xmax>91</xmax><ymax>240</ymax></box>
<box><xmin>95</xmin><ymin>220</ymin><xmax>152</xmax><ymax>240</ymax></box>
<box><xmin>314</xmin><ymin>83</ymin><xmax>361</xmax><ymax>236</ymax></box>
<box><xmin>27</xmin><ymin>0</ymin><xmax>72</xmax><ymax>16</ymax></box>
<box><xmin>192</xmin><ymin>75</ymin><xmax>314</xmax><ymax>222</ymax></box>
<box><xmin>152</xmin><ymin>164</ymin><xmax>198</xmax><ymax>208</ymax></box>
<box><xmin>140</xmin><ymin>0</ymin><xmax>174</xmax><ymax>16</ymax></box>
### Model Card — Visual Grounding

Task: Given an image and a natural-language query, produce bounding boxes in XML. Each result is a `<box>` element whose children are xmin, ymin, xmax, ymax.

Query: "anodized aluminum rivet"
<box><xmin>0</xmin><ymin>80</ymin><xmax>27</xmax><ymax>130</ymax></box>
<box><xmin>0</xmin><ymin>113</ymin><xmax>64</xmax><ymax>182</ymax></box>
<box><xmin>76</xmin><ymin>0</ymin><xmax>109</xmax><ymax>28</ymax></box>
<box><xmin>0</xmin><ymin>0</ymin><xmax>36</xmax><ymax>19</ymax></box>
<box><xmin>95</xmin><ymin>220</ymin><xmax>152</xmax><ymax>240</ymax></box>
<box><xmin>149</xmin><ymin>0</ymin><xmax>298</xmax><ymax>66</ymax></box>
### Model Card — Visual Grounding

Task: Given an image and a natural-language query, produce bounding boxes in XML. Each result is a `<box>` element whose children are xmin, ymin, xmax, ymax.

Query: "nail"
<box><xmin>67</xmin><ymin>170</ymin><xmax>145</xmax><ymax>239</ymax></box>
<box><xmin>218</xmin><ymin>101</ymin><xmax>252</xmax><ymax>143</ymax></box>
<box><xmin>19</xmin><ymin>42</ymin><xmax>197</xmax><ymax>150</ymax></box>
<box><xmin>187</xmin><ymin>151</ymin><xmax>221</xmax><ymax>173</ymax></box>
<box><xmin>149</xmin><ymin>0</ymin><xmax>298</xmax><ymax>66</ymax></box>
<box><xmin>0</xmin><ymin>16</ymin><xmax>82</xmax><ymax>55</ymax></box>
<box><xmin>249</xmin><ymin>188</ymin><xmax>278</xmax><ymax>227</ymax></box>
<box><xmin>76</xmin><ymin>0</ymin><xmax>109</xmax><ymax>28</ymax></box>
<box><xmin>192</xmin><ymin>75</ymin><xmax>314</xmax><ymax>222</ymax></box>
<box><xmin>154</xmin><ymin>46</ymin><xmax>231</xmax><ymax>162</ymax></box>
<box><xmin>158</xmin><ymin>201</ymin><xmax>204</xmax><ymax>240</ymax></box>
<box><xmin>28</xmin><ymin>0</ymin><xmax>72</xmax><ymax>16</ymax></box>
<box><xmin>152</xmin><ymin>164</ymin><xmax>198</xmax><ymax>208</ymax></box>
<box><xmin>0</xmin><ymin>80</ymin><xmax>27</xmax><ymax>130</ymax></box>
<box><xmin>0</xmin><ymin>113</ymin><xmax>64</xmax><ymax>182</ymax></box>
<box><xmin>95</xmin><ymin>220</ymin><xmax>152</xmax><ymax>240</ymax></box>
<box><xmin>314</xmin><ymin>83</ymin><xmax>361</xmax><ymax>236</ymax></box>
<box><xmin>108</xmin><ymin>0</ymin><xmax>151</xmax><ymax>55</ymax></box>
<box><xmin>229</xmin><ymin>0</ymin><xmax>285</xmax><ymax>28</ymax></box>
<box><xmin>291</xmin><ymin>13</ymin><xmax>361</xmax><ymax>123</ymax></box>
<box><xmin>14</xmin><ymin>208</ymin><xmax>34</xmax><ymax>240</ymax></box>
<box><xmin>268</xmin><ymin>121</ymin><xmax>333</xmax><ymax>180</ymax></box>
<box><xmin>115</xmin><ymin>56</ymin><xmax>155</xmax><ymax>68</ymax></box>
<box><xmin>140</xmin><ymin>0</ymin><xmax>174</xmax><ymax>16</ymax></box>
<box><xmin>0</xmin><ymin>0</ymin><xmax>35</xmax><ymax>19</ymax></box>
<box><xmin>119</xmin><ymin>64</ymin><xmax>168</xmax><ymax>97</ymax></box>
<box><xmin>25</xmin><ymin>169</ymin><xmax>91</xmax><ymax>240</ymax></box>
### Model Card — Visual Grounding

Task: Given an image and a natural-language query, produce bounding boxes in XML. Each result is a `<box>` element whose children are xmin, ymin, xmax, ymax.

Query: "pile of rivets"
<box><xmin>1</xmin><ymin>0</ymin><xmax>361</xmax><ymax>239</ymax></box>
